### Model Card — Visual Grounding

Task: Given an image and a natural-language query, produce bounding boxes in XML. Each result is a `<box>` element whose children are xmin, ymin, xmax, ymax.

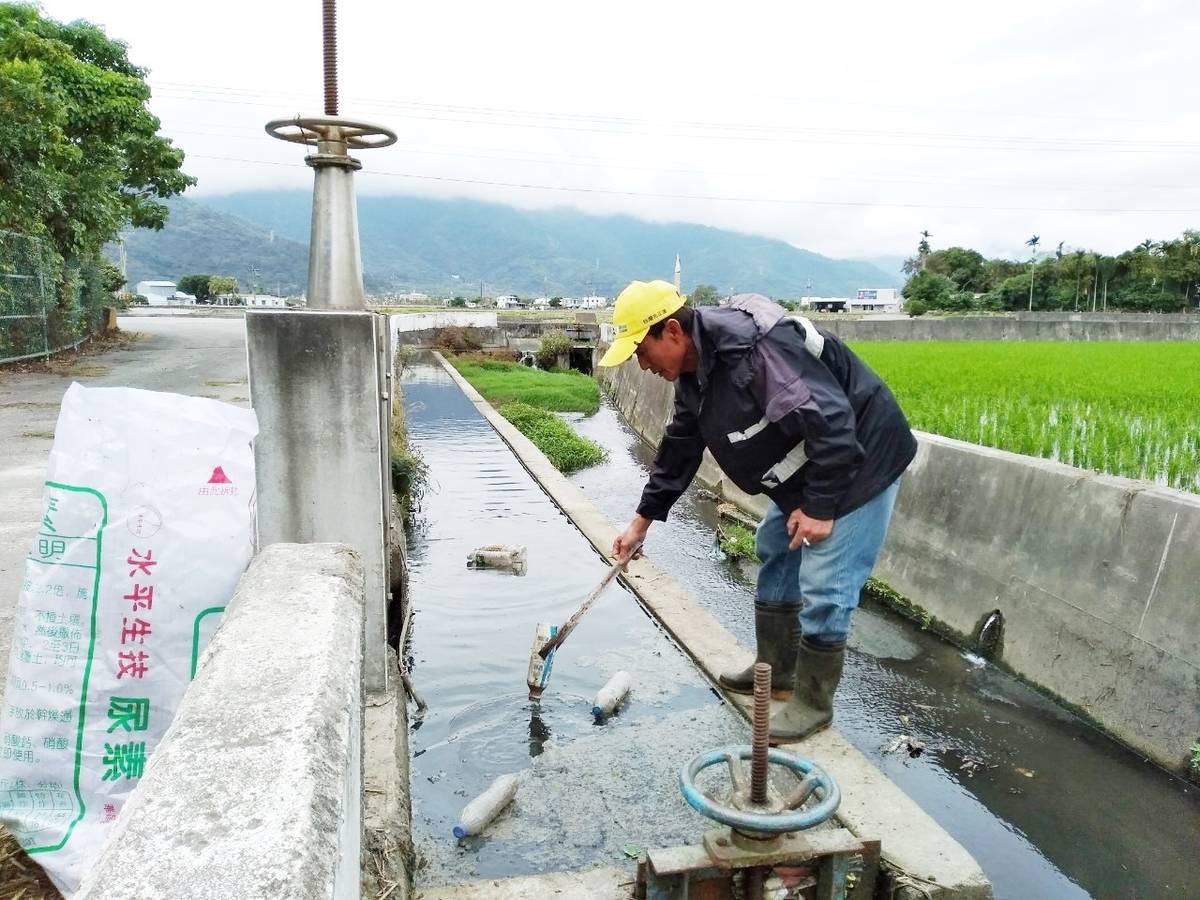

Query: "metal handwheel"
<box><xmin>265</xmin><ymin>116</ymin><xmax>397</xmax><ymax>149</ymax></box>
<box><xmin>680</xmin><ymin>745</ymin><xmax>841</xmax><ymax>834</ymax></box>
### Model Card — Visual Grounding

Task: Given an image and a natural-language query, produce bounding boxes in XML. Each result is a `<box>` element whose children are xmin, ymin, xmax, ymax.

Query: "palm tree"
<box><xmin>1025</xmin><ymin>235</ymin><xmax>1041</xmax><ymax>311</ymax></box>
<box><xmin>917</xmin><ymin>230</ymin><xmax>932</xmax><ymax>270</ymax></box>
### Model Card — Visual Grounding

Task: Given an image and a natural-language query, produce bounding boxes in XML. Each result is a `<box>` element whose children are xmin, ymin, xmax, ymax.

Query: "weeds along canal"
<box><xmin>568</xmin><ymin>399</ymin><xmax>1200</xmax><ymax>900</ymax></box>
<box><xmin>400</xmin><ymin>361</ymin><xmax>750</xmax><ymax>887</ymax></box>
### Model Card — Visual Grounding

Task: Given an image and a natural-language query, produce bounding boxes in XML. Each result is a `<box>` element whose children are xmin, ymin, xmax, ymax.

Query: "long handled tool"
<box><xmin>526</xmin><ymin>556</ymin><xmax>631</xmax><ymax>700</ymax></box>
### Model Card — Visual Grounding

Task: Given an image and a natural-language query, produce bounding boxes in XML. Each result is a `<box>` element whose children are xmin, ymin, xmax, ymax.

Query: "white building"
<box><xmin>392</xmin><ymin>291</ymin><xmax>431</xmax><ymax>305</ymax></box>
<box><xmin>244</xmin><ymin>293</ymin><xmax>288</xmax><ymax>308</ymax></box>
<box><xmin>849</xmin><ymin>288</ymin><xmax>902</xmax><ymax>313</ymax></box>
<box><xmin>495</xmin><ymin>295</ymin><xmax>523</xmax><ymax>309</ymax></box>
<box><xmin>575</xmin><ymin>295</ymin><xmax>608</xmax><ymax>310</ymax></box>
<box><xmin>531</xmin><ymin>297</ymin><xmax>553</xmax><ymax>309</ymax></box>
<box><xmin>798</xmin><ymin>296</ymin><xmax>850</xmax><ymax>313</ymax></box>
<box><xmin>135</xmin><ymin>280</ymin><xmax>177</xmax><ymax>306</ymax></box>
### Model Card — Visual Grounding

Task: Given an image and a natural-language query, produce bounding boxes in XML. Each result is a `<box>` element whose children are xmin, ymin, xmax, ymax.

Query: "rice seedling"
<box><xmin>851</xmin><ymin>341</ymin><xmax>1200</xmax><ymax>493</ymax></box>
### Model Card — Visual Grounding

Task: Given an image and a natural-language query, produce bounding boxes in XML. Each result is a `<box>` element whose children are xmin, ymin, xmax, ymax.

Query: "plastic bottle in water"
<box><xmin>453</xmin><ymin>773</ymin><xmax>519</xmax><ymax>839</ymax></box>
<box><xmin>591</xmin><ymin>670</ymin><xmax>633</xmax><ymax>718</ymax></box>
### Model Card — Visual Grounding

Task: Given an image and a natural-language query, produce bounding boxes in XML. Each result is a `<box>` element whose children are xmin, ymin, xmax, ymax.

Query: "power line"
<box><xmin>152</xmin><ymin>78</ymin><xmax>1194</xmax><ymax>129</ymax></box>
<box><xmin>188</xmin><ymin>154</ymin><xmax>1200</xmax><ymax>214</ymax></box>
<box><xmin>164</xmin><ymin>125</ymin><xmax>1200</xmax><ymax>193</ymax></box>
<box><xmin>152</xmin><ymin>87</ymin><xmax>1200</xmax><ymax>154</ymax></box>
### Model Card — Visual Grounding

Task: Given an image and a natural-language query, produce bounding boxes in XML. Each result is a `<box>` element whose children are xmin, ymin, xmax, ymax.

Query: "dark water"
<box><xmin>570</xmin><ymin>400</ymin><xmax>1200</xmax><ymax>900</ymax></box>
<box><xmin>401</xmin><ymin>364</ymin><xmax>735</xmax><ymax>885</ymax></box>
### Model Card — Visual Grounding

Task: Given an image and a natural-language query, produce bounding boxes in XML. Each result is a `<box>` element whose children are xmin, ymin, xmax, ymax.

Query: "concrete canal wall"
<box><xmin>76</xmin><ymin>544</ymin><xmax>374</xmax><ymax>900</ymax></box>
<box><xmin>598</xmin><ymin>358</ymin><xmax>1200</xmax><ymax>774</ymax></box>
<box><xmin>813</xmin><ymin>311</ymin><xmax>1200</xmax><ymax>342</ymax></box>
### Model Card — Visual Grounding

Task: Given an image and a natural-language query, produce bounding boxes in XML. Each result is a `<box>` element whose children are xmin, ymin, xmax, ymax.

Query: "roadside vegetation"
<box><xmin>446</xmin><ymin>343</ymin><xmax>605</xmax><ymax>473</ymax></box>
<box><xmin>854</xmin><ymin>341</ymin><xmax>1200</xmax><ymax>492</ymax></box>
<box><xmin>0</xmin><ymin>6</ymin><xmax>192</xmax><ymax>361</ymax></box>
<box><xmin>390</xmin><ymin>349</ymin><xmax>428</xmax><ymax>519</ymax></box>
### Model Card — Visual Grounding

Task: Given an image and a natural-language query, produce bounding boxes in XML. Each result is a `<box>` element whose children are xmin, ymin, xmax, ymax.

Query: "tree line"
<box><xmin>902</xmin><ymin>231</ymin><xmax>1200</xmax><ymax>315</ymax></box>
<box><xmin>0</xmin><ymin>4</ymin><xmax>190</xmax><ymax>350</ymax></box>
<box><xmin>177</xmin><ymin>274</ymin><xmax>239</xmax><ymax>302</ymax></box>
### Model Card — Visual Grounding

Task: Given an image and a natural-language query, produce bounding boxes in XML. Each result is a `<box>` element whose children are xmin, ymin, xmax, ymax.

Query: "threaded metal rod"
<box><xmin>322</xmin><ymin>0</ymin><xmax>339</xmax><ymax>115</ymax></box>
<box><xmin>744</xmin><ymin>866</ymin><xmax>766</xmax><ymax>900</ymax></box>
<box><xmin>750</xmin><ymin>662</ymin><xmax>771</xmax><ymax>805</ymax></box>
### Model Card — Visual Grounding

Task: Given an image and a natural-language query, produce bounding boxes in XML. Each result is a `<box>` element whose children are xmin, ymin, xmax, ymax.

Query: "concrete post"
<box><xmin>247</xmin><ymin>310</ymin><xmax>390</xmax><ymax>691</ymax></box>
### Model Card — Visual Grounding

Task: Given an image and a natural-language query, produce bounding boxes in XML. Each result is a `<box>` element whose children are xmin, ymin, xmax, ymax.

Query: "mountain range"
<box><xmin>117</xmin><ymin>192</ymin><xmax>900</xmax><ymax>298</ymax></box>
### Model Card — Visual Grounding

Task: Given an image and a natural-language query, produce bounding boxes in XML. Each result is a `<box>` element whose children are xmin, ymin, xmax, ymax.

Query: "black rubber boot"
<box><xmin>717</xmin><ymin>602</ymin><xmax>799</xmax><ymax>699</ymax></box>
<box><xmin>768</xmin><ymin>638</ymin><xmax>845</xmax><ymax>744</ymax></box>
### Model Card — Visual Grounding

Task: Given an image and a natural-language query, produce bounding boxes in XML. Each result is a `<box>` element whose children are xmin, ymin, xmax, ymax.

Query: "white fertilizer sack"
<box><xmin>0</xmin><ymin>384</ymin><xmax>258</xmax><ymax>892</ymax></box>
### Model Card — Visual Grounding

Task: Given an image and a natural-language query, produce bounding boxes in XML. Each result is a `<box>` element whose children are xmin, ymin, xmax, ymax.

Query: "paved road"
<box><xmin>0</xmin><ymin>317</ymin><xmax>249</xmax><ymax>698</ymax></box>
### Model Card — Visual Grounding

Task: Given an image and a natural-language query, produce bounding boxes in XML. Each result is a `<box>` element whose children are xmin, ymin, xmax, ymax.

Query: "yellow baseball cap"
<box><xmin>598</xmin><ymin>280</ymin><xmax>687</xmax><ymax>367</ymax></box>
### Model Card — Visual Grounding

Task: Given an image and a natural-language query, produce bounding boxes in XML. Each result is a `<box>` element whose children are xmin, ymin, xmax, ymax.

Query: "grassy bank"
<box><xmin>448</xmin><ymin>356</ymin><xmax>605</xmax><ymax>473</ymax></box>
<box><xmin>500</xmin><ymin>402</ymin><xmax>605</xmax><ymax>472</ymax></box>
<box><xmin>853</xmin><ymin>341</ymin><xmax>1200</xmax><ymax>492</ymax></box>
<box><xmin>449</xmin><ymin>356</ymin><xmax>600</xmax><ymax>414</ymax></box>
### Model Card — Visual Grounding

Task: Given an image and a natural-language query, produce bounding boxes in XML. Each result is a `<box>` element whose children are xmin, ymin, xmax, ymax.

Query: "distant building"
<box><xmin>392</xmin><ymin>291</ymin><xmax>431</xmax><ymax>305</ymax></box>
<box><xmin>575</xmin><ymin>295</ymin><xmax>608</xmax><ymax>310</ymax></box>
<box><xmin>495</xmin><ymin>295</ymin><xmax>523</xmax><ymax>309</ymax></box>
<box><xmin>798</xmin><ymin>296</ymin><xmax>850</xmax><ymax>313</ymax></box>
<box><xmin>135</xmin><ymin>280</ymin><xmax>177</xmax><ymax>306</ymax></box>
<box><xmin>850</xmin><ymin>288</ymin><xmax>901</xmax><ymax>313</ymax></box>
<box><xmin>244</xmin><ymin>293</ymin><xmax>288</xmax><ymax>308</ymax></box>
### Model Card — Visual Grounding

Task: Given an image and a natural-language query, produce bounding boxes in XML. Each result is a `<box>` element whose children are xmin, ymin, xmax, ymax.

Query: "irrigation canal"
<box><xmin>401</xmin><ymin>357</ymin><xmax>1200</xmax><ymax>898</ymax></box>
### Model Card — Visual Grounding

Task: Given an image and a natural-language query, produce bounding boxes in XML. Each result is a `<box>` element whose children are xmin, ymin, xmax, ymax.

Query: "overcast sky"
<box><xmin>35</xmin><ymin>0</ymin><xmax>1200</xmax><ymax>261</ymax></box>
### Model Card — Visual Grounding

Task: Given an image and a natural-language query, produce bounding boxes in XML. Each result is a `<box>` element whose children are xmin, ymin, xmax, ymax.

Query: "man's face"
<box><xmin>634</xmin><ymin>319</ymin><xmax>690</xmax><ymax>381</ymax></box>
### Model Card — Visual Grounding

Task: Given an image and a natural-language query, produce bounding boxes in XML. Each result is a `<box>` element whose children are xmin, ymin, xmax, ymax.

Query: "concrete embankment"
<box><xmin>817</xmin><ymin>311</ymin><xmax>1200</xmax><ymax>342</ymax></box>
<box><xmin>76</xmin><ymin>543</ymin><xmax>369</xmax><ymax>900</ymax></box>
<box><xmin>436</xmin><ymin>353</ymin><xmax>992</xmax><ymax>900</ymax></box>
<box><xmin>598</xmin><ymin>357</ymin><xmax>1200</xmax><ymax>775</ymax></box>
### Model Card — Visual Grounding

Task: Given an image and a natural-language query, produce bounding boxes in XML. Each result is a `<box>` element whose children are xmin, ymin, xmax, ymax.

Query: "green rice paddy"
<box><xmin>851</xmin><ymin>341</ymin><xmax>1200</xmax><ymax>493</ymax></box>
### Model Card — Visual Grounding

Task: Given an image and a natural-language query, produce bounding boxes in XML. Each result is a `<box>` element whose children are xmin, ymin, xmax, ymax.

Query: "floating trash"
<box><xmin>592</xmin><ymin>670</ymin><xmax>633</xmax><ymax>718</ymax></box>
<box><xmin>453</xmin><ymin>773</ymin><xmax>520</xmax><ymax>838</ymax></box>
<box><xmin>467</xmin><ymin>544</ymin><xmax>528</xmax><ymax>575</ymax></box>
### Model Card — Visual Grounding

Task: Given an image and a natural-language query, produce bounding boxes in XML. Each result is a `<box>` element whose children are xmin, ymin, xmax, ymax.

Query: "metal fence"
<box><xmin>0</xmin><ymin>230</ymin><xmax>107</xmax><ymax>365</ymax></box>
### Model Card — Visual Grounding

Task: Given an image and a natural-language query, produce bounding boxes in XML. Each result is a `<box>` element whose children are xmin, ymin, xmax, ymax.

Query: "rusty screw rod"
<box><xmin>750</xmin><ymin>662</ymin><xmax>771</xmax><ymax>805</ymax></box>
<box><xmin>322</xmin><ymin>0</ymin><xmax>339</xmax><ymax>115</ymax></box>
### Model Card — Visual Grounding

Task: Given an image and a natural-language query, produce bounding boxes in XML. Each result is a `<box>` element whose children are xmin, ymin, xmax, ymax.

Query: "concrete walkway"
<box><xmin>0</xmin><ymin>317</ymin><xmax>249</xmax><ymax>699</ymax></box>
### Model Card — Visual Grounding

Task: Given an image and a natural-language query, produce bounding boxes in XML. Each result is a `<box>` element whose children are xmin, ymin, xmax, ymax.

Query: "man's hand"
<box><xmin>787</xmin><ymin>509</ymin><xmax>833</xmax><ymax>551</ymax></box>
<box><xmin>613</xmin><ymin>514</ymin><xmax>651</xmax><ymax>564</ymax></box>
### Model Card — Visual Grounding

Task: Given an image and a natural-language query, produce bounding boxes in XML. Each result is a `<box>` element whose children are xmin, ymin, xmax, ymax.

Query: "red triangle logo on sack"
<box><xmin>207</xmin><ymin>466</ymin><xmax>232</xmax><ymax>485</ymax></box>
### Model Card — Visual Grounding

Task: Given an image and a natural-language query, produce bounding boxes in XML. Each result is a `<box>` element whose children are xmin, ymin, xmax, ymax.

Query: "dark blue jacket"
<box><xmin>637</xmin><ymin>294</ymin><xmax>917</xmax><ymax>522</ymax></box>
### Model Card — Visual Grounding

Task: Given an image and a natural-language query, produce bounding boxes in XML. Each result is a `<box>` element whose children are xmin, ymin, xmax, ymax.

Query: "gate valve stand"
<box><xmin>636</xmin><ymin>664</ymin><xmax>879</xmax><ymax>900</ymax></box>
<box><xmin>261</xmin><ymin>1</ymin><xmax>397</xmax><ymax>311</ymax></box>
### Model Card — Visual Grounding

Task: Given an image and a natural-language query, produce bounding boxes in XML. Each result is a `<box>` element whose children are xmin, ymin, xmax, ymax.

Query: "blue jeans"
<box><xmin>755</xmin><ymin>479</ymin><xmax>900</xmax><ymax>644</ymax></box>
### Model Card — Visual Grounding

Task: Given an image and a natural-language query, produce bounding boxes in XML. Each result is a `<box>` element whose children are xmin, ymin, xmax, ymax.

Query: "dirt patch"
<box><xmin>0</xmin><ymin>827</ymin><xmax>62</xmax><ymax>899</ymax></box>
<box><xmin>0</xmin><ymin>329</ymin><xmax>142</xmax><ymax>379</ymax></box>
<box><xmin>21</xmin><ymin>431</ymin><xmax>54</xmax><ymax>440</ymax></box>
<box><xmin>51</xmin><ymin>363</ymin><xmax>112</xmax><ymax>378</ymax></box>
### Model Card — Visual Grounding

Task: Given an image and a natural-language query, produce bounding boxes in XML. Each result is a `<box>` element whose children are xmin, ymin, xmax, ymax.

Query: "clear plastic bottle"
<box><xmin>591</xmin><ymin>670</ymin><xmax>633</xmax><ymax>718</ymax></box>
<box><xmin>453</xmin><ymin>773</ymin><xmax>519</xmax><ymax>839</ymax></box>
